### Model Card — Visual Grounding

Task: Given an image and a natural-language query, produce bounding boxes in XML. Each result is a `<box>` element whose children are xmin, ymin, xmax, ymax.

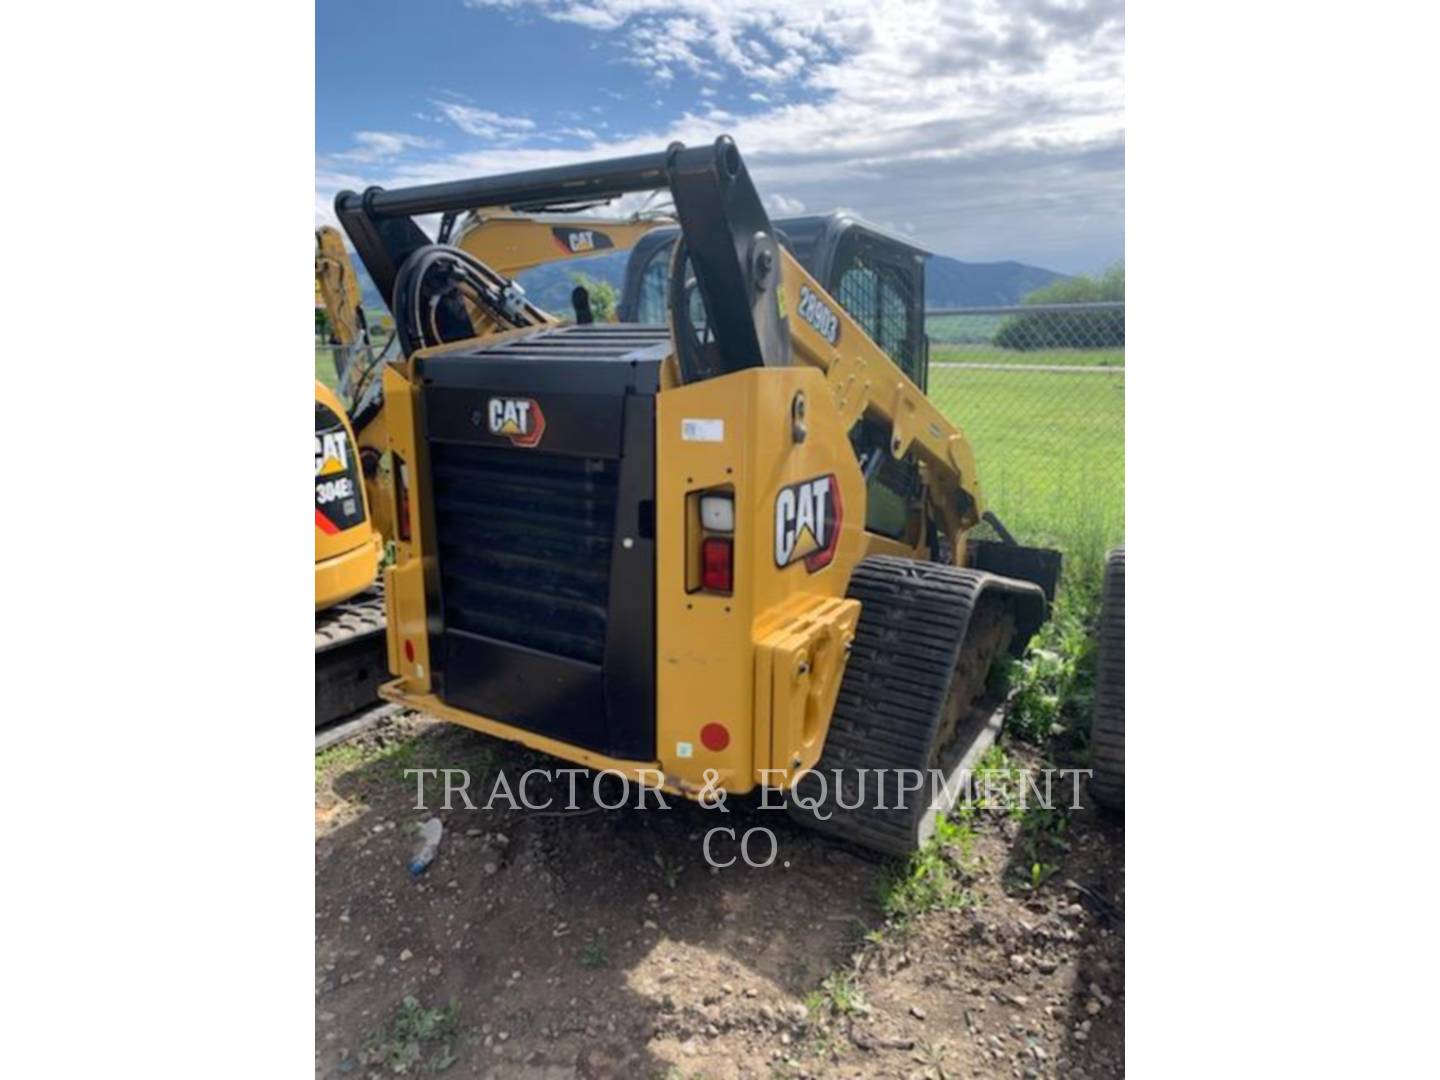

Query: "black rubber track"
<box><xmin>316</xmin><ymin>587</ymin><xmax>389</xmax><ymax>728</ymax></box>
<box><xmin>315</xmin><ymin>587</ymin><xmax>386</xmax><ymax>653</ymax></box>
<box><xmin>787</xmin><ymin>556</ymin><xmax>1047</xmax><ymax>856</ymax></box>
<box><xmin>1088</xmin><ymin>548</ymin><xmax>1125</xmax><ymax>810</ymax></box>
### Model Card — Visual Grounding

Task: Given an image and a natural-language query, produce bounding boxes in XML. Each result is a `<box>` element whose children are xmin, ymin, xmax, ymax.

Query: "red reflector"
<box><xmin>701</xmin><ymin>723</ymin><xmax>730</xmax><ymax>751</ymax></box>
<box><xmin>700</xmin><ymin>537</ymin><xmax>733</xmax><ymax>592</ymax></box>
<box><xmin>404</xmin><ymin>640</ymin><xmax>415</xmax><ymax>663</ymax></box>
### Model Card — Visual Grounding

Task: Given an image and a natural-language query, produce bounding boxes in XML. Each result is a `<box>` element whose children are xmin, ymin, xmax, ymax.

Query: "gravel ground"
<box><xmin>316</xmin><ymin>711</ymin><xmax>1124</xmax><ymax>1078</ymax></box>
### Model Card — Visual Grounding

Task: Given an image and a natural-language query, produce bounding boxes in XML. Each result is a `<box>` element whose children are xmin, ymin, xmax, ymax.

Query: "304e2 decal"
<box><xmin>774</xmin><ymin>474</ymin><xmax>842</xmax><ymax>573</ymax></box>
<box><xmin>485</xmin><ymin>397</ymin><xmax>546</xmax><ymax>448</ymax></box>
<box><xmin>314</xmin><ymin>404</ymin><xmax>365</xmax><ymax>535</ymax></box>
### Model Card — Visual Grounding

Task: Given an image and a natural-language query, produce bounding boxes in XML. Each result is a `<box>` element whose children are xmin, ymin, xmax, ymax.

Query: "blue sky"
<box><xmin>316</xmin><ymin>1</ymin><xmax>1124</xmax><ymax>274</ymax></box>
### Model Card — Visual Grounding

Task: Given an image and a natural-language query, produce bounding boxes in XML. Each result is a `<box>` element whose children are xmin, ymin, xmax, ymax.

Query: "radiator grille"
<box><xmin>430</xmin><ymin>443</ymin><xmax>618</xmax><ymax>663</ymax></box>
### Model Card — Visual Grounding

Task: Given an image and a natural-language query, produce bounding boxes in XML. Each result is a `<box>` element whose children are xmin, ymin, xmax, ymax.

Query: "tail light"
<box><xmin>701</xmin><ymin>536</ymin><xmax>733</xmax><ymax>593</ymax></box>
<box><xmin>691</xmin><ymin>489</ymin><xmax>734</xmax><ymax>595</ymax></box>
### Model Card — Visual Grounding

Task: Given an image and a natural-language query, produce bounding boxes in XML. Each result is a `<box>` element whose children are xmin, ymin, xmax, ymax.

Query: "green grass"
<box><xmin>315</xmin><ymin>327</ymin><xmax>1123</xmax><ymax>587</ymax></box>
<box><xmin>963</xmin><ymin>743</ymin><xmax>1073</xmax><ymax>894</ymax></box>
<box><xmin>314</xmin><ymin>729</ymin><xmax>499</xmax><ymax>788</ymax></box>
<box><xmin>930</xmin><ymin>343</ymin><xmax>1123</xmax><ymax>368</ymax></box>
<box><xmin>874</xmin><ymin>814</ymin><xmax>977</xmax><ymax>926</ymax></box>
<box><xmin>312</xmin><ymin>733</ymin><xmax>416</xmax><ymax>780</ymax></box>
<box><xmin>367</xmin><ymin>996</ymin><xmax>459</xmax><ymax>1074</ymax></box>
<box><xmin>315</xmin><ymin>345</ymin><xmax>340</xmax><ymax>391</ymax></box>
<box><xmin>580</xmin><ymin>941</ymin><xmax>609</xmax><ymax>969</ymax></box>
<box><xmin>805</xmin><ymin>970</ymin><xmax>866</xmax><ymax>1019</ymax></box>
<box><xmin>929</xmin><ymin>365</ymin><xmax>1124</xmax><ymax>586</ymax></box>
<box><xmin>995</xmin><ymin>585</ymin><xmax>1100</xmax><ymax>745</ymax></box>
<box><xmin>927</xmin><ymin>312</ymin><xmax>1007</xmax><ymax>344</ymax></box>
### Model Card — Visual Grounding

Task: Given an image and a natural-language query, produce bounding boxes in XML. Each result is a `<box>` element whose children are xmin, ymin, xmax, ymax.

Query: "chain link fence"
<box><xmin>926</xmin><ymin>302</ymin><xmax>1124</xmax><ymax>583</ymax></box>
<box><xmin>315</xmin><ymin>304</ymin><xmax>1124</xmax><ymax>584</ymax></box>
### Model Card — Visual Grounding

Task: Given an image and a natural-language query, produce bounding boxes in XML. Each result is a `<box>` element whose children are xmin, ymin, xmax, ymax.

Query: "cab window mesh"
<box><xmin>836</xmin><ymin>256</ymin><xmax>915</xmax><ymax>372</ymax></box>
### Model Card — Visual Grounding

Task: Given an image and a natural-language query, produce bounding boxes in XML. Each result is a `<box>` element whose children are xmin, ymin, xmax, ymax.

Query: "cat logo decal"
<box><xmin>774</xmin><ymin>474</ymin><xmax>842</xmax><ymax>572</ymax></box>
<box><xmin>485</xmin><ymin>397</ymin><xmax>546</xmax><ymax>448</ymax></box>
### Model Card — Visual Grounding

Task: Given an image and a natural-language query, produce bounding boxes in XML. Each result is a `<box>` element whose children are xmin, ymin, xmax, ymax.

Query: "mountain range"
<box><xmin>352</xmin><ymin>251</ymin><xmax>1065</xmax><ymax>315</ymax></box>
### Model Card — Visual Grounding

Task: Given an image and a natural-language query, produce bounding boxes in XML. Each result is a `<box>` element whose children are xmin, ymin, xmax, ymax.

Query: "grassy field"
<box><xmin>930</xmin><ymin>343</ymin><xmax>1123</xmax><ymax>368</ymax></box>
<box><xmin>926</xmin><ymin>312</ymin><xmax>1008</xmax><ymax>343</ymax></box>
<box><xmin>929</xmin><ymin>365</ymin><xmax>1125</xmax><ymax>588</ymax></box>
<box><xmin>315</xmin><ymin>336</ymin><xmax>1124</xmax><ymax>586</ymax></box>
<box><xmin>315</xmin><ymin>346</ymin><xmax>339</xmax><ymax>391</ymax></box>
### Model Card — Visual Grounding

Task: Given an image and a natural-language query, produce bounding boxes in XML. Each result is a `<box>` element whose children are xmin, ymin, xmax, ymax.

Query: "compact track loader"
<box><xmin>335</xmin><ymin>137</ymin><xmax>1060</xmax><ymax>854</ymax></box>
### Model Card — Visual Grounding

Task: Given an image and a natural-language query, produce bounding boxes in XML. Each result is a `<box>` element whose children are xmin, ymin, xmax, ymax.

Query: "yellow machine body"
<box><xmin>331</xmin><ymin>140</ymin><xmax>1054</xmax><ymax>852</ymax></box>
<box><xmin>454</xmin><ymin>212</ymin><xmax>670</xmax><ymax>278</ymax></box>
<box><xmin>314</xmin><ymin>380</ymin><xmax>381</xmax><ymax>611</ymax></box>
<box><xmin>375</xmin><ymin>245</ymin><xmax>985</xmax><ymax>797</ymax></box>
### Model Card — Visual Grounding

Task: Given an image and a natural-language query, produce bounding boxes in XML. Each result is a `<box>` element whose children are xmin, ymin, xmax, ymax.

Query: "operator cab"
<box><xmin>620</xmin><ymin>212</ymin><xmax>931</xmax><ymax>542</ymax></box>
<box><xmin>618</xmin><ymin>211</ymin><xmax>930</xmax><ymax>390</ymax></box>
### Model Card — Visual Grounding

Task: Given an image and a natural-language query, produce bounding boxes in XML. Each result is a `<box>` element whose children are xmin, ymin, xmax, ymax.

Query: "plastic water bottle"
<box><xmin>408</xmin><ymin>818</ymin><xmax>443</xmax><ymax>877</ymax></box>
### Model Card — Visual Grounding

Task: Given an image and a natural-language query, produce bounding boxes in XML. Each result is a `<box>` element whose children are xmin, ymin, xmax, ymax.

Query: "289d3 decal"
<box><xmin>796</xmin><ymin>284</ymin><xmax>841</xmax><ymax>346</ymax></box>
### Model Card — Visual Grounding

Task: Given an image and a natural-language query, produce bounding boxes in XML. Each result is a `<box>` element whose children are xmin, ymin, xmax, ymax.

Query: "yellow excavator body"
<box><xmin>453</xmin><ymin>211</ymin><xmax>671</xmax><ymax>278</ymax></box>
<box><xmin>314</xmin><ymin>379</ymin><xmax>381</xmax><ymax>611</ymax></box>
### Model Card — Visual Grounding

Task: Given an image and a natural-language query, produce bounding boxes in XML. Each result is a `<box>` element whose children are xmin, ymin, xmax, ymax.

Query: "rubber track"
<box><xmin>1089</xmin><ymin>548</ymin><xmax>1125</xmax><ymax>810</ymax></box>
<box><xmin>315</xmin><ymin>587</ymin><xmax>386</xmax><ymax>653</ymax></box>
<box><xmin>788</xmin><ymin>556</ymin><xmax>1046</xmax><ymax>856</ymax></box>
<box><xmin>316</xmin><ymin>586</ymin><xmax>389</xmax><ymax>728</ymax></box>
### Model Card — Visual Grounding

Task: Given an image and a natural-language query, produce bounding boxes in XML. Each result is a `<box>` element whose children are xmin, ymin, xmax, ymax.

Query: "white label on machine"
<box><xmin>675</xmin><ymin>741</ymin><xmax>694</xmax><ymax>759</ymax></box>
<box><xmin>681</xmin><ymin>418</ymin><xmax>725</xmax><ymax>443</ymax></box>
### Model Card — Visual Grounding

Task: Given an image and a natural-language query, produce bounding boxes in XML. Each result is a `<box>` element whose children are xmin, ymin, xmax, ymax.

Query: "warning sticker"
<box><xmin>681</xmin><ymin>418</ymin><xmax>725</xmax><ymax>443</ymax></box>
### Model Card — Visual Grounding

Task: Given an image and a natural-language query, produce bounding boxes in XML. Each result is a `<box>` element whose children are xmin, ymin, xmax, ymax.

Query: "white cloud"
<box><xmin>323</xmin><ymin>0</ymin><xmax>1124</xmax><ymax>270</ymax></box>
<box><xmin>765</xmin><ymin>192</ymin><xmax>806</xmax><ymax>215</ymax></box>
<box><xmin>333</xmin><ymin>131</ymin><xmax>442</xmax><ymax>164</ymax></box>
<box><xmin>431</xmin><ymin>100</ymin><xmax>537</xmax><ymax>139</ymax></box>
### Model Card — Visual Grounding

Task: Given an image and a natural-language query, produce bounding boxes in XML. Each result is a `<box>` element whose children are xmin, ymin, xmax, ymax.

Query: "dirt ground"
<box><xmin>316</xmin><ymin>712</ymin><xmax>1124</xmax><ymax>1079</ymax></box>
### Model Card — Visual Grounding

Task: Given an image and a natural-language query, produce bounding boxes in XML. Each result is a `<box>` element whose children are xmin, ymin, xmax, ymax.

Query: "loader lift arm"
<box><xmin>337</xmin><ymin>141</ymin><xmax>789</xmax><ymax>375</ymax></box>
<box><xmin>335</xmin><ymin>136</ymin><xmax>983</xmax><ymax>553</ymax></box>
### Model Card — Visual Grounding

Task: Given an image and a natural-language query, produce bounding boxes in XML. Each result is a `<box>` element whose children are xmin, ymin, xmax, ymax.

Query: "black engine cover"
<box><xmin>417</xmin><ymin>325</ymin><xmax>669</xmax><ymax>761</ymax></box>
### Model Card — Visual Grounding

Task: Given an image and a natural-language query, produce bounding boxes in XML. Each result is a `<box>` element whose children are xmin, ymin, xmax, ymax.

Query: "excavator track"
<box><xmin>787</xmin><ymin>556</ymin><xmax>1048</xmax><ymax>856</ymax></box>
<box><xmin>315</xmin><ymin>586</ymin><xmax>388</xmax><ymax>728</ymax></box>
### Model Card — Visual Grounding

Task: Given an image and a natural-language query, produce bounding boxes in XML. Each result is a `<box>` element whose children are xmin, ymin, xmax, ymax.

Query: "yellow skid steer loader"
<box><xmin>334</xmin><ymin>138</ymin><xmax>1059</xmax><ymax>852</ymax></box>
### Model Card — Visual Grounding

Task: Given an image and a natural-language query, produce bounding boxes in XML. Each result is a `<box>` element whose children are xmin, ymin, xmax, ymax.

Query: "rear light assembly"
<box><xmin>693</xmin><ymin>489</ymin><xmax>734</xmax><ymax>595</ymax></box>
<box><xmin>700</xmin><ymin>536</ymin><xmax>733</xmax><ymax>592</ymax></box>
